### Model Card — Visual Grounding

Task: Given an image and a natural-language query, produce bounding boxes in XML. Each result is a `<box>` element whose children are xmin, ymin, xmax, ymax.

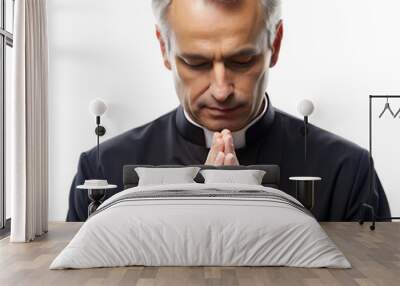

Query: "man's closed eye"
<box><xmin>226</xmin><ymin>56</ymin><xmax>258</xmax><ymax>69</ymax></box>
<box><xmin>181</xmin><ymin>58</ymin><xmax>256</xmax><ymax>71</ymax></box>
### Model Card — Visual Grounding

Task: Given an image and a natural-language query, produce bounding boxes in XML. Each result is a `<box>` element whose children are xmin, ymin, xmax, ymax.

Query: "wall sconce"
<box><xmin>298</xmin><ymin>99</ymin><xmax>315</xmax><ymax>162</ymax></box>
<box><xmin>89</xmin><ymin>98</ymin><xmax>107</xmax><ymax>166</ymax></box>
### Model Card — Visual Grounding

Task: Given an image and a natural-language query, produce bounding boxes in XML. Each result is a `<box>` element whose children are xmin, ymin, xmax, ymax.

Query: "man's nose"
<box><xmin>210</xmin><ymin>62</ymin><xmax>234</xmax><ymax>102</ymax></box>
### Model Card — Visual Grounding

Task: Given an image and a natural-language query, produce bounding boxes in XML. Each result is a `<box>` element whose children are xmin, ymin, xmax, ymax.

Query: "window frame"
<box><xmin>0</xmin><ymin>0</ymin><xmax>14</xmax><ymax>234</ymax></box>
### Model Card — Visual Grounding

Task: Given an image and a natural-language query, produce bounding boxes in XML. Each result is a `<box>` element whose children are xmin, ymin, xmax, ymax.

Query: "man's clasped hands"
<box><xmin>205</xmin><ymin>129</ymin><xmax>240</xmax><ymax>166</ymax></box>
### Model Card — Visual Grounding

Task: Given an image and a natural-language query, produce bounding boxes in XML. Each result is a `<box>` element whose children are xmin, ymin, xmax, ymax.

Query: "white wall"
<box><xmin>47</xmin><ymin>0</ymin><xmax>400</xmax><ymax>220</ymax></box>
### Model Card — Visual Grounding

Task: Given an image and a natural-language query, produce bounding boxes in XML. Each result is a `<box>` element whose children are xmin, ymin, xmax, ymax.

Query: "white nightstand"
<box><xmin>77</xmin><ymin>180</ymin><xmax>117</xmax><ymax>217</ymax></box>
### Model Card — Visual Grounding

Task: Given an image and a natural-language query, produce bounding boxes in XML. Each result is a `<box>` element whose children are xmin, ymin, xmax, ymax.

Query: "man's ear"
<box><xmin>155</xmin><ymin>25</ymin><xmax>172</xmax><ymax>70</ymax></box>
<box><xmin>269</xmin><ymin>20</ymin><xmax>283</xmax><ymax>68</ymax></box>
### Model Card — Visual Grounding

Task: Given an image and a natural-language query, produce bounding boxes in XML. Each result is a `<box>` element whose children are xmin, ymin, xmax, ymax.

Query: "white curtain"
<box><xmin>10</xmin><ymin>0</ymin><xmax>49</xmax><ymax>242</ymax></box>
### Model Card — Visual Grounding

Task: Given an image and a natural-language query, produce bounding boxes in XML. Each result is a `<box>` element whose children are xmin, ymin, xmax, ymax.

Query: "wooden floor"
<box><xmin>0</xmin><ymin>222</ymin><xmax>399</xmax><ymax>286</ymax></box>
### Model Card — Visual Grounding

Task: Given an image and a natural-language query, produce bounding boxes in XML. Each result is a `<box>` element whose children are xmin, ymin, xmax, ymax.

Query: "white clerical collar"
<box><xmin>183</xmin><ymin>95</ymin><xmax>268</xmax><ymax>149</ymax></box>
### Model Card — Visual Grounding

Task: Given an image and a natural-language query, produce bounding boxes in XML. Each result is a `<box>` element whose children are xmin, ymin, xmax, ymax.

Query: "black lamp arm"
<box><xmin>94</xmin><ymin>115</ymin><xmax>106</xmax><ymax>170</ymax></box>
<box><xmin>304</xmin><ymin>116</ymin><xmax>308</xmax><ymax>162</ymax></box>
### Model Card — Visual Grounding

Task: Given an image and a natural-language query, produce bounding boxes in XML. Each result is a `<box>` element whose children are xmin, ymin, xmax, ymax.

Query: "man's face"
<box><xmin>157</xmin><ymin>0</ymin><xmax>282</xmax><ymax>131</ymax></box>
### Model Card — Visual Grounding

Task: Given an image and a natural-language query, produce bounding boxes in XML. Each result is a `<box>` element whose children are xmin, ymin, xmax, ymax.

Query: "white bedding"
<box><xmin>50</xmin><ymin>183</ymin><xmax>351</xmax><ymax>269</ymax></box>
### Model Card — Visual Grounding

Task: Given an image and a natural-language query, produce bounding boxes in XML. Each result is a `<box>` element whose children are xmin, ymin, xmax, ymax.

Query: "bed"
<box><xmin>50</xmin><ymin>165</ymin><xmax>351</xmax><ymax>269</ymax></box>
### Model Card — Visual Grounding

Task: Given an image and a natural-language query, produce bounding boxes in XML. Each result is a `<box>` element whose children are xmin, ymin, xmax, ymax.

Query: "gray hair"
<box><xmin>152</xmin><ymin>0</ymin><xmax>282</xmax><ymax>50</ymax></box>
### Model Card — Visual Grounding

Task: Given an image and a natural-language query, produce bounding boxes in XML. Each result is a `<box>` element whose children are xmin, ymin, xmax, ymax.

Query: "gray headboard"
<box><xmin>123</xmin><ymin>165</ymin><xmax>280</xmax><ymax>189</ymax></box>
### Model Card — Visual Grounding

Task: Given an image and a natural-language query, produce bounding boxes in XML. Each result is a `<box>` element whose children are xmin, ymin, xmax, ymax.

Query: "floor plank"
<box><xmin>0</xmin><ymin>222</ymin><xmax>399</xmax><ymax>286</ymax></box>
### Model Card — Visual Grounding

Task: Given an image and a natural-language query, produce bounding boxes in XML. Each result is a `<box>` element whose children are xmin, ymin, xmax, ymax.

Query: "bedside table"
<box><xmin>77</xmin><ymin>180</ymin><xmax>117</xmax><ymax>217</ymax></box>
<box><xmin>289</xmin><ymin>176</ymin><xmax>322</xmax><ymax>210</ymax></box>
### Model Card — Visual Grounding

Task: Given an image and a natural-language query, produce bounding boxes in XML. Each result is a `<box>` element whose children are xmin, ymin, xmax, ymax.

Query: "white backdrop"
<box><xmin>46</xmin><ymin>0</ymin><xmax>400</xmax><ymax>220</ymax></box>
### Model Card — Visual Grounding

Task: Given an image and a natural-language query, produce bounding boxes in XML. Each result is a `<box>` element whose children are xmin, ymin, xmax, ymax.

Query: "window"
<box><xmin>0</xmin><ymin>0</ymin><xmax>14</xmax><ymax>235</ymax></box>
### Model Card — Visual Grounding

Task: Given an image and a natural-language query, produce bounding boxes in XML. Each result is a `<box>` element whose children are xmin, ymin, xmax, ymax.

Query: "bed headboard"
<box><xmin>123</xmin><ymin>164</ymin><xmax>280</xmax><ymax>189</ymax></box>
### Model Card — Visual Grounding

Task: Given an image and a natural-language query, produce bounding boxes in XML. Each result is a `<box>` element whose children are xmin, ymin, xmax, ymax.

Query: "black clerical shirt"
<box><xmin>66</xmin><ymin>93</ymin><xmax>391</xmax><ymax>222</ymax></box>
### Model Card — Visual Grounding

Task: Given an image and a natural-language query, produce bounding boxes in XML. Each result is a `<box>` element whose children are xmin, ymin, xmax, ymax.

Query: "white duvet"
<box><xmin>50</xmin><ymin>183</ymin><xmax>351</xmax><ymax>269</ymax></box>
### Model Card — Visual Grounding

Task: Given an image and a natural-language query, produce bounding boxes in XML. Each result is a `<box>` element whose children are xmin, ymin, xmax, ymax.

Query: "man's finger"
<box><xmin>223</xmin><ymin>133</ymin><xmax>236</xmax><ymax>156</ymax></box>
<box><xmin>224</xmin><ymin>153</ymin><xmax>234</xmax><ymax>165</ymax></box>
<box><xmin>213</xmin><ymin>132</ymin><xmax>222</xmax><ymax>143</ymax></box>
<box><xmin>221</xmin><ymin>129</ymin><xmax>236</xmax><ymax>155</ymax></box>
<box><xmin>221</xmin><ymin>129</ymin><xmax>231</xmax><ymax>137</ymax></box>
<box><xmin>205</xmin><ymin>132</ymin><xmax>223</xmax><ymax>164</ymax></box>
<box><xmin>224</xmin><ymin>152</ymin><xmax>239</xmax><ymax>166</ymax></box>
<box><xmin>213</xmin><ymin>137</ymin><xmax>224</xmax><ymax>156</ymax></box>
<box><xmin>215</xmin><ymin>151</ymin><xmax>225</xmax><ymax>166</ymax></box>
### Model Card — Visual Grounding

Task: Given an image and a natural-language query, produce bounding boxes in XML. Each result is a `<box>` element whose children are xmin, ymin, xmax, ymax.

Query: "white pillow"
<box><xmin>135</xmin><ymin>167</ymin><xmax>201</xmax><ymax>186</ymax></box>
<box><xmin>200</xmin><ymin>169</ymin><xmax>266</xmax><ymax>185</ymax></box>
